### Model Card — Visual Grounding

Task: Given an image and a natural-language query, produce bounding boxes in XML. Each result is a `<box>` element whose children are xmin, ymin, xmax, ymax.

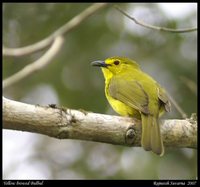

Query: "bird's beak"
<box><xmin>91</xmin><ymin>60</ymin><xmax>109</xmax><ymax>68</ymax></box>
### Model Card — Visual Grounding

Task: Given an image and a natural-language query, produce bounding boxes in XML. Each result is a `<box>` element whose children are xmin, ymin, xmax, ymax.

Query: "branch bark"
<box><xmin>3</xmin><ymin>97</ymin><xmax>197</xmax><ymax>149</ymax></box>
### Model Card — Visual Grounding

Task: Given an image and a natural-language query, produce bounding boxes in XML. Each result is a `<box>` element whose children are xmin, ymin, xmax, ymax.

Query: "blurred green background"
<box><xmin>3</xmin><ymin>3</ymin><xmax>197</xmax><ymax>179</ymax></box>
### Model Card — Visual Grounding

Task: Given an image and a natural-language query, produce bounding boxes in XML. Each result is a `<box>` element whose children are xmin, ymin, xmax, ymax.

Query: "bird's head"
<box><xmin>91</xmin><ymin>56</ymin><xmax>140</xmax><ymax>78</ymax></box>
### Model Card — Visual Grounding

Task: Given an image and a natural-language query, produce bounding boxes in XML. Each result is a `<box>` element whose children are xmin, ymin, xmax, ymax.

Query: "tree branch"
<box><xmin>166</xmin><ymin>92</ymin><xmax>188</xmax><ymax>119</ymax></box>
<box><xmin>3</xmin><ymin>97</ymin><xmax>197</xmax><ymax>149</ymax></box>
<box><xmin>3</xmin><ymin>3</ymin><xmax>108</xmax><ymax>57</ymax></box>
<box><xmin>115</xmin><ymin>6</ymin><xmax>197</xmax><ymax>33</ymax></box>
<box><xmin>3</xmin><ymin>36</ymin><xmax>64</xmax><ymax>89</ymax></box>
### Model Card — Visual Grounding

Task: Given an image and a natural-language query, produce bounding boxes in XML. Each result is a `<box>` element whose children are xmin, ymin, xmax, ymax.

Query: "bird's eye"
<box><xmin>114</xmin><ymin>60</ymin><xmax>120</xmax><ymax>65</ymax></box>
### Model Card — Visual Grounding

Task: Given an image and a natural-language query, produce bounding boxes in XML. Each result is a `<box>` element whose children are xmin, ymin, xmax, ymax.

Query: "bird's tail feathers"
<box><xmin>141</xmin><ymin>114</ymin><xmax>164</xmax><ymax>156</ymax></box>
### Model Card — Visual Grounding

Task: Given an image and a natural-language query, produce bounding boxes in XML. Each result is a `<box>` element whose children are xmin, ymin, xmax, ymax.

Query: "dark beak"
<box><xmin>91</xmin><ymin>60</ymin><xmax>109</xmax><ymax>68</ymax></box>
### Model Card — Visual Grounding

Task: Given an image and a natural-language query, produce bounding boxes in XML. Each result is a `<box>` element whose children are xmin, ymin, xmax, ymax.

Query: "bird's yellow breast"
<box><xmin>105</xmin><ymin>90</ymin><xmax>141</xmax><ymax>118</ymax></box>
<box><xmin>104</xmin><ymin>75</ymin><xmax>141</xmax><ymax>119</ymax></box>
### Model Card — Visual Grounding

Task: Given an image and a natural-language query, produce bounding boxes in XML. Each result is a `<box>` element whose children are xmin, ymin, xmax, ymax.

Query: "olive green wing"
<box><xmin>157</xmin><ymin>86</ymin><xmax>171</xmax><ymax>112</ymax></box>
<box><xmin>108</xmin><ymin>77</ymin><xmax>149</xmax><ymax>114</ymax></box>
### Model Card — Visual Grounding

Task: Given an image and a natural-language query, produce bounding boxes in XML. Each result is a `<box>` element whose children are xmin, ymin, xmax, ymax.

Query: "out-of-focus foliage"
<box><xmin>3</xmin><ymin>3</ymin><xmax>197</xmax><ymax>179</ymax></box>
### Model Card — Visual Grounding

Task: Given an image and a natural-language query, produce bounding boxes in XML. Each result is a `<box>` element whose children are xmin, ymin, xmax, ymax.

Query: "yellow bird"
<box><xmin>91</xmin><ymin>56</ymin><xmax>171</xmax><ymax>156</ymax></box>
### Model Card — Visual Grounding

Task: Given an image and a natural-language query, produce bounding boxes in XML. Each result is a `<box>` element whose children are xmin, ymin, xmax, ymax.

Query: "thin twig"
<box><xmin>3</xmin><ymin>3</ymin><xmax>108</xmax><ymax>57</ymax></box>
<box><xmin>179</xmin><ymin>76</ymin><xmax>197</xmax><ymax>96</ymax></box>
<box><xmin>3</xmin><ymin>36</ymin><xmax>64</xmax><ymax>89</ymax></box>
<box><xmin>115</xmin><ymin>6</ymin><xmax>197</xmax><ymax>33</ymax></box>
<box><xmin>166</xmin><ymin>92</ymin><xmax>188</xmax><ymax>119</ymax></box>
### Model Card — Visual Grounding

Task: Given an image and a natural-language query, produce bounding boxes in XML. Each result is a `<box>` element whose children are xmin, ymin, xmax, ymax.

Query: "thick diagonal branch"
<box><xmin>3</xmin><ymin>3</ymin><xmax>108</xmax><ymax>57</ymax></box>
<box><xmin>3</xmin><ymin>36</ymin><xmax>64</xmax><ymax>89</ymax></box>
<box><xmin>3</xmin><ymin>97</ymin><xmax>197</xmax><ymax>149</ymax></box>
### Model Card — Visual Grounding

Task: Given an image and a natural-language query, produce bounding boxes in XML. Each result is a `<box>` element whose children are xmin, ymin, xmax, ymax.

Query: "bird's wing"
<box><xmin>157</xmin><ymin>86</ymin><xmax>171</xmax><ymax>112</ymax></box>
<box><xmin>108</xmin><ymin>77</ymin><xmax>149</xmax><ymax>114</ymax></box>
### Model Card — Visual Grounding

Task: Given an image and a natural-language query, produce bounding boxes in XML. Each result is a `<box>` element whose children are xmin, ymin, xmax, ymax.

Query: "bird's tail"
<box><xmin>141</xmin><ymin>114</ymin><xmax>164</xmax><ymax>156</ymax></box>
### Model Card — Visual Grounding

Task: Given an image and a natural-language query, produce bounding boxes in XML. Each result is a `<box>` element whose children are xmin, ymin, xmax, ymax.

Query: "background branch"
<box><xmin>115</xmin><ymin>6</ymin><xmax>197</xmax><ymax>33</ymax></box>
<box><xmin>166</xmin><ymin>92</ymin><xmax>188</xmax><ymax>119</ymax></box>
<box><xmin>3</xmin><ymin>97</ymin><xmax>197</xmax><ymax>149</ymax></box>
<box><xmin>3</xmin><ymin>36</ymin><xmax>64</xmax><ymax>89</ymax></box>
<box><xmin>3</xmin><ymin>3</ymin><xmax>108</xmax><ymax>57</ymax></box>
